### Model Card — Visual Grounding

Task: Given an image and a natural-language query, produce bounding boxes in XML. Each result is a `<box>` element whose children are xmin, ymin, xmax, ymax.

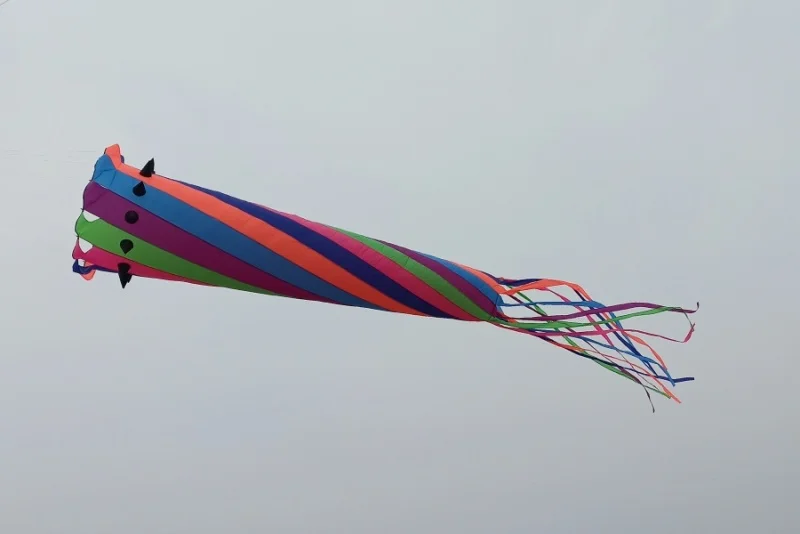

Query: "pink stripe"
<box><xmin>258</xmin><ymin>203</ymin><xmax>475</xmax><ymax>321</ymax></box>
<box><xmin>72</xmin><ymin>243</ymin><xmax>206</xmax><ymax>286</ymax></box>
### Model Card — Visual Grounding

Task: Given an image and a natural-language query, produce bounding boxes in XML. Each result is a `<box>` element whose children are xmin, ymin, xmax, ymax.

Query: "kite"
<box><xmin>72</xmin><ymin>144</ymin><xmax>697</xmax><ymax>406</ymax></box>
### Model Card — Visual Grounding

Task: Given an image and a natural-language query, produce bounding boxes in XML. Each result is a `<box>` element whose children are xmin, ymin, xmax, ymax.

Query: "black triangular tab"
<box><xmin>120</xmin><ymin>239</ymin><xmax>134</xmax><ymax>254</ymax></box>
<box><xmin>132</xmin><ymin>181</ymin><xmax>146</xmax><ymax>197</ymax></box>
<box><xmin>117</xmin><ymin>263</ymin><xmax>132</xmax><ymax>288</ymax></box>
<box><xmin>140</xmin><ymin>158</ymin><xmax>155</xmax><ymax>177</ymax></box>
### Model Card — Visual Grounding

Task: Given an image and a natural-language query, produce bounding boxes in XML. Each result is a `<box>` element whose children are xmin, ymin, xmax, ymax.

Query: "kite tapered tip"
<box><xmin>140</xmin><ymin>158</ymin><xmax>155</xmax><ymax>177</ymax></box>
<box><xmin>118</xmin><ymin>263</ymin><xmax>132</xmax><ymax>288</ymax></box>
<box><xmin>132</xmin><ymin>181</ymin><xmax>146</xmax><ymax>197</ymax></box>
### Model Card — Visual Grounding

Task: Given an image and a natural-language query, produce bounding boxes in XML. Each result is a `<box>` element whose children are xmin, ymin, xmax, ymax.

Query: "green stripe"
<box><xmin>333</xmin><ymin>226</ymin><xmax>492</xmax><ymax>321</ymax></box>
<box><xmin>75</xmin><ymin>213</ymin><xmax>275</xmax><ymax>296</ymax></box>
<box><xmin>505</xmin><ymin>306</ymin><xmax>679</xmax><ymax>331</ymax></box>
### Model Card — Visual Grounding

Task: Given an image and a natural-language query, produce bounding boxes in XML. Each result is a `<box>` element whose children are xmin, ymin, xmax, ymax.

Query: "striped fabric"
<box><xmin>73</xmin><ymin>145</ymin><xmax>698</xmax><ymax>405</ymax></box>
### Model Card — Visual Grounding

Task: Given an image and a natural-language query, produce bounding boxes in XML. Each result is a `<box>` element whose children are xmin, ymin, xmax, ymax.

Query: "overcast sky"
<box><xmin>1</xmin><ymin>1</ymin><xmax>798</xmax><ymax>532</ymax></box>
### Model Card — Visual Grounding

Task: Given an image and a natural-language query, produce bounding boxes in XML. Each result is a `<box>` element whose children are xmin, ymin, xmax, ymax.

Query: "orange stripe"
<box><xmin>81</xmin><ymin>263</ymin><xmax>96</xmax><ymax>281</ymax></box>
<box><xmin>104</xmin><ymin>145</ymin><xmax>425</xmax><ymax>317</ymax></box>
<box><xmin>496</xmin><ymin>278</ymin><xmax>567</xmax><ymax>295</ymax></box>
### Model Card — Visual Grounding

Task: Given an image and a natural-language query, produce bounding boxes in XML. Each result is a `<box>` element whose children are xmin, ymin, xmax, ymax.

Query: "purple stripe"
<box><xmin>378</xmin><ymin>240</ymin><xmax>497</xmax><ymax>317</ymax></box>
<box><xmin>82</xmin><ymin>182</ymin><xmax>331</xmax><ymax>304</ymax></box>
<box><xmin>510</xmin><ymin>301</ymin><xmax>696</xmax><ymax>322</ymax></box>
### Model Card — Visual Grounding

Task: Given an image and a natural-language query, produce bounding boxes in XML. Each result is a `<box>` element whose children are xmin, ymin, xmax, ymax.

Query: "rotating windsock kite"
<box><xmin>73</xmin><ymin>145</ymin><xmax>697</xmax><ymax>405</ymax></box>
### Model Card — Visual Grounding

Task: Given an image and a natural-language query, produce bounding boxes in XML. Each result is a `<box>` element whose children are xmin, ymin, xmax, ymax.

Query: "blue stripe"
<box><xmin>90</xmin><ymin>155</ymin><xmax>380</xmax><ymax>310</ymax></box>
<box><xmin>419</xmin><ymin>253</ymin><xmax>502</xmax><ymax>308</ymax></box>
<box><xmin>72</xmin><ymin>259</ymin><xmax>114</xmax><ymax>275</ymax></box>
<box><xmin>176</xmin><ymin>180</ymin><xmax>454</xmax><ymax>319</ymax></box>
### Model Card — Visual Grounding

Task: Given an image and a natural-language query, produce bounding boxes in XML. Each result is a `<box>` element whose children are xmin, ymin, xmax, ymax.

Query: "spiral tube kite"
<box><xmin>73</xmin><ymin>145</ymin><xmax>698</xmax><ymax>406</ymax></box>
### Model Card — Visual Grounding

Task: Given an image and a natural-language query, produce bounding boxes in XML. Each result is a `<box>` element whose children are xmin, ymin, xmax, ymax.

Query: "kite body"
<box><xmin>73</xmin><ymin>145</ymin><xmax>697</xmax><ymax>403</ymax></box>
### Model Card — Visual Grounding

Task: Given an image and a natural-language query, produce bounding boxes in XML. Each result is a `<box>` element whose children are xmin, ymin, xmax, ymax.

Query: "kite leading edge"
<box><xmin>72</xmin><ymin>145</ymin><xmax>698</xmax><ymax>406</ymax></box>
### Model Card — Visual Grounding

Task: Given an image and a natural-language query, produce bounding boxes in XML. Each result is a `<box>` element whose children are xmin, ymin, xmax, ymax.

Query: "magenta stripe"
<box><xmin>82</xmin><ymin>182</ymin><xmax>332</xmax><ymax>304</ymax></box>
<box><xmin>263</xmin><ymin>207</ymin><xmax>477</xmax><ymax>321</ymax></box>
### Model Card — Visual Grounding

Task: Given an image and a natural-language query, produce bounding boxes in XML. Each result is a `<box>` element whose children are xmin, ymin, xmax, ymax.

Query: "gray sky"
<box><xmin>1</xmin><ymin>0</ymin><xmax>798</xmax><ymax>532</ymax></box>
